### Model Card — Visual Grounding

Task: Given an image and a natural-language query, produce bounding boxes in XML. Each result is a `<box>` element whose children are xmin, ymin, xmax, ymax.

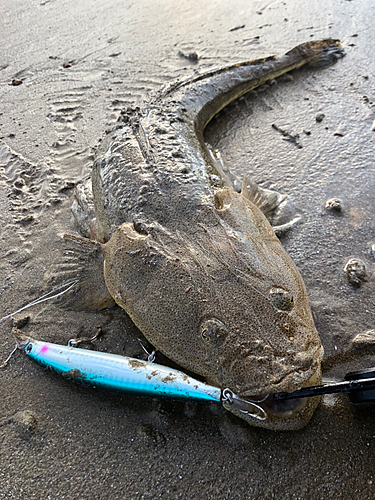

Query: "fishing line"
<box><xmin>0</xmin><ymin>280</ymin><xmax>79</xmax><ymax>324</ymax></box>
<box><xmin>0</xmin><ymin>280</ymin><xmax>79</xmax><ymax>368</ymax></box>
<box><xmin>0</xmin><ymin>344</ymin><xmax>18</xmax><ymax>368</ymax></box>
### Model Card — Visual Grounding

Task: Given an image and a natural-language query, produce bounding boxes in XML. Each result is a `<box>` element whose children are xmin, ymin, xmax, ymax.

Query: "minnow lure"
<box><xmin>12</xmin><ymin>329</ymin><xmax>267</xmax><ymax>421</ymax></box>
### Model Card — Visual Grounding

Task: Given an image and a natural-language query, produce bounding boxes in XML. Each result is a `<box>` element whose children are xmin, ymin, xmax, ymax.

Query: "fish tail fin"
<box><xmin>285</xmin><ymin>39</ymin><xmax>345</xmax><ymax>67</ymax></box>
<box><xmin>44</xmin><ymin>234</ymin><xmax>115</xmax><ymax>310</ymax></box>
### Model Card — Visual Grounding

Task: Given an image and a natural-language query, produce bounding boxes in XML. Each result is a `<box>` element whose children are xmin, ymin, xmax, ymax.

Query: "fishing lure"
<box><xmin>12</xmin><ymin>328</ymin><xmax>268</xmax><ymax>421</ymax></box>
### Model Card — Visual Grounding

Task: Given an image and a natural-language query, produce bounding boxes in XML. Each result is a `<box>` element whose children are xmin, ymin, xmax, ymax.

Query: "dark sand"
<box><xmin>1</xmin><ymin>0</ymin><xmax>375</xmax><ymax>498</ymax></box>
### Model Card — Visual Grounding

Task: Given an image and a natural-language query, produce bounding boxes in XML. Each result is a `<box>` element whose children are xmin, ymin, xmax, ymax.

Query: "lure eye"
<box><xmin>26</xmin><ymin>343</ymin><xmax>33</xmax><ymax>354</ymax></box>
<box><xmin>268</xmin><ymin>288</ymin><xmax>294</xmax><ymax>312</ymax></box>
<box><xmin>200</xmin><ymin>318</ymin><xmax>228</xmax><ymax>347</ymax></box>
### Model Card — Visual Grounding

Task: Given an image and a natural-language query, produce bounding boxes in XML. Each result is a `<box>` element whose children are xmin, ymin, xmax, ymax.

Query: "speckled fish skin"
<box><xmin>87</xmin><ymin>40</ymin><xmax>343</xmax><ymax>430</ymax></box>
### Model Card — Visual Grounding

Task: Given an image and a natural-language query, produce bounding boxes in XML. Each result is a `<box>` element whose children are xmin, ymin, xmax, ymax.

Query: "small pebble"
<box><xmin>369</xmin><ymin>244</ymin><xmax>375</xmax><ymax>259</ymax></box>
<box><xmin>316</xmin><ymin>113</ymin><xmax>325</xmax><ymax>123</ymax></box>
<box><xmin>371</xmin><ymin>119</ymin><xmax>375</xmax><ymax>131</ymax></box>
<box><xmin>343</xmin><ymin>258</ymin><xmax>367</xmax><ymax>287</ymax></box>
<box><xmin>9</xmin><ymin>410</ymin><xmax>38</xmax><ymax>438</ymax></box>
<box><xmin>177</xmin><ymin>51</ymin><xmax>198</xmax><ymax>62</ymax></box>
<box><xmin>324</xmin><ymin>198</ymin><xmax>343</xmax><ymax>212</ymax></box>
<box><xmin>9</xmin><ymin>79</ymin><xmax>23</xmax><ymax>86</ymax></box>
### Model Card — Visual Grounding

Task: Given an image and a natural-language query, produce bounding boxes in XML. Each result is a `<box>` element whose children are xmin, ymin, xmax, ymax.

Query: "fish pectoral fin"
<box><xmin>44</xmin><ymin>234</ymin><xmax>115</xmax><ymax>311</ymax></box>
<box><xmin>241</xmin><ymin>175</ymin><xmax>301</xmax><ymax>233</ymax></box>
<box><xmin>241</xmin><ymin>175</ymin><xmax>279</xmax><ymax>222</ymax></box>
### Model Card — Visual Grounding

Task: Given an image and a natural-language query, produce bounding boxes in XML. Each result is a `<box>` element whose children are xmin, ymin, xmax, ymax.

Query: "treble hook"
<box><xmin>68</xmin><ymin>326</ymin><xmax>103</xmax><ymax>347</ymax></box>
<box><xmin>222</xmin><ymin>388</ymin><xmax>268</xmax><ymax>421</ymax></box>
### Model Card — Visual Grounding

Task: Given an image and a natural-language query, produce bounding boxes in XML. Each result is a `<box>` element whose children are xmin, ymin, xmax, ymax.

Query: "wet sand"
<box><xmin>1</xmin><ymin>0</ymin><xmax>375</xmax><ymax>498</ymax></box>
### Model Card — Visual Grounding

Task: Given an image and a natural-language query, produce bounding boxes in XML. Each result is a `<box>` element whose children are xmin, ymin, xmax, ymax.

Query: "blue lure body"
<box><xmin>23</xmin><ymin>339</ymin><xmax>222</xmax><ymax>403</ymax></box>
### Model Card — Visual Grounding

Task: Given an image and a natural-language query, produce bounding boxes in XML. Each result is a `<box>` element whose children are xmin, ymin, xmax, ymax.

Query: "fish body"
<box><xmin>59</xmin><ymin>40</ymin><xmax>344</xmax><ymax>430</ymax></box>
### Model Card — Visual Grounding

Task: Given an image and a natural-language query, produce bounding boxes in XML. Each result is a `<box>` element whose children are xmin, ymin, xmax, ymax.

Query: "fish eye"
<box><xmin>268</xmin><ymin>288</ymin><xmax>294</xmax><ymax>311</ymax></box>
<box><xmin>200</xmin><ymin>318</ymin><xmax>228</xmax><ymax>347</ymax></box>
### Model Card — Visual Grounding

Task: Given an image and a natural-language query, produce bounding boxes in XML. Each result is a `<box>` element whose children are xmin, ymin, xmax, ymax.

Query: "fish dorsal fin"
<box><xmin>241</xmin><ymin>175</ymin><xmax>282</xmax><ymax>223</ymax></box>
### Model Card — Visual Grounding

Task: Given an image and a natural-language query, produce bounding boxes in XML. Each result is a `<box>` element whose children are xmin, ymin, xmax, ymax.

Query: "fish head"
<box><xmin>103</xmin><ymin>189</ymin><xmax>323</xmax><ymax>430</ymax></box>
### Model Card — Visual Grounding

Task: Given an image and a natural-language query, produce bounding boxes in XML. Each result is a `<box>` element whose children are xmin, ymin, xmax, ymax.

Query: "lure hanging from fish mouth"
<box><xmin>11</xmin><ymin>328</ymin><xmax>268</xmax><ymax>422</ymax></box>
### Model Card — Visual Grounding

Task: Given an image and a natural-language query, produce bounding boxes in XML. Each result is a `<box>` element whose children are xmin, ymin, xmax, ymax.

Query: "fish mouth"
<box><xmin>237</xmin><ymin>367</ymin><xmax>322</xmax><ymax>418</ymax></box>
<box><xmin>246</xmin><ymin>392</ymin><xmax>306</xmax><ymax>417</ymax></box>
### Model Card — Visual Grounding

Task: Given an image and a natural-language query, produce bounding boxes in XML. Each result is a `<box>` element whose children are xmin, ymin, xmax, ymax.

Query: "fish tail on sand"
<box><xmin>284</xmin><ymin>39</ymin><xmax>345</xmax><ymax>66</ymax></box>
<box><xmin>168</xmin><ymin>39</ymin><xmax>344</xmax><ymax>134</ymax></box>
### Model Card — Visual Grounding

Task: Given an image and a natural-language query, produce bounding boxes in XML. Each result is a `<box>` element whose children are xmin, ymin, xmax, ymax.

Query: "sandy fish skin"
<box><xmin>67</xmin><ymin>40</ymin><xmax>344</xmax><ymax>430</ymax></box>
